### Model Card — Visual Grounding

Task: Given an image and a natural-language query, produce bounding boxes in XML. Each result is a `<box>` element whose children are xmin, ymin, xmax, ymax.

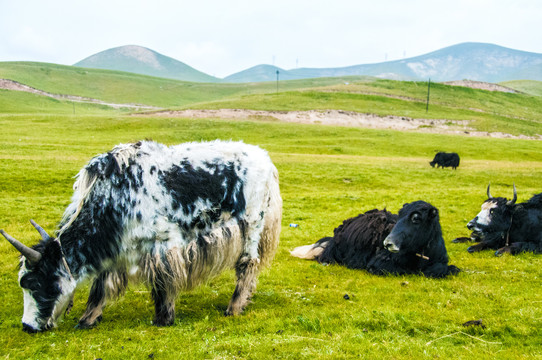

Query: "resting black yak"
<box><xmin>291</xmin><ymin>201</ymin><xmax>459</xmax><ymax>278</ymax></box>
<box><xmin>459</xmin><ymin>184</ymin><xmax>542</xmax><ymax>255</ymax></box>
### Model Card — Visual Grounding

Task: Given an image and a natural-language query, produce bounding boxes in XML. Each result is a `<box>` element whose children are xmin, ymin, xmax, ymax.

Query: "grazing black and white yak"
<box><xmin>429</xmin><ymin>152</ymin><xmax>460</xmax><ymax>169</ymax></box>
<box><xmin>290</xmin><ymin>201</ymin><xmax>459</xmax><ymax>278</ymax></box>
<box><xmin>0</xmin><ymin>140</ymin><xmax>282</xmax><ymax>333</ymax></box>
<box><xmin>461</xmin><ymin>184</ymin><xmax>542</xmax><ymax>255</ymax></box>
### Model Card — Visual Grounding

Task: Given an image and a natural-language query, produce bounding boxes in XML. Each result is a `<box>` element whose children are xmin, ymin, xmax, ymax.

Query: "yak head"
<box><xmin>467</xmin><ymin>184</ymin><xmax>517</xmax><ymax>240</ymax></box>
<box><xmin>383</xmin><ymin>201</ymin><xmax>440</xmax><ymax>254</ymax></box>
<box><xmin>1</xmin><ymin>220</ymin><xmax>76</xmax><ymax>333</ymax></box>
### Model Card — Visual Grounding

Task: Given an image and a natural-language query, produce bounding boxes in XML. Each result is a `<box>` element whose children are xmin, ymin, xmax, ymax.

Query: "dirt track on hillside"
<box><xmin>147</xmin><ymin>109</ymin><xmax>542</xmax><ymax>140</ymax></box>
<box><xmin>0</xmin><ymin>78</ymin><xmax>160</xmax><ymax>110</ymax></box>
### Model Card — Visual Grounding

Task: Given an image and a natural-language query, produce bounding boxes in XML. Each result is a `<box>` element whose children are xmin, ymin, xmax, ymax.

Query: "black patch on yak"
<box><xmin>160</xmin><ymin>160</ymin><xmax>246</xmax><ymax>220</ymax></box>
<box><xmin>125</xmin><ymin>164</ymin><xmax>144</xmax><ymax>190</ymax></box>
<box><xmin>59</xmin><ymin>192</ymin><xmax>124</xmax><ymax>274</ymax></box>
<box><xmin>59</xmin><ymin>147</ymin><xmax>130</xmax><ymax>273</ymax></box>
<box><xmin>86</xmin><ymin>153</ymin><xmax>118</xmax><ymax>179</ymax></box>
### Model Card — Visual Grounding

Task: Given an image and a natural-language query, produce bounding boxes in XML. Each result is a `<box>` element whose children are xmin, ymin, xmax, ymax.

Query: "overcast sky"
<box><xmin>1</xmin><ymin>0</ymin><xmax>540</xmax><ymax>78</ymax></box>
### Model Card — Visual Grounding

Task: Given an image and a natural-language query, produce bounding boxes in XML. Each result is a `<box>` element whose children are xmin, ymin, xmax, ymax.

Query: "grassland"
<box><xmin>1</xmin><ymin>69</ymin><xmax>542</xmax><ymax>359</ymax></box>
<box><xmin>0</xmin><ymin>62</ymin><xmax>371</xmax><ymax>108</ymax></box>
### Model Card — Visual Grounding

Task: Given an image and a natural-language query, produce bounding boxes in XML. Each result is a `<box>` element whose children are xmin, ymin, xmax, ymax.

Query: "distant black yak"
<box><xmin>430</xmin><ymin>152</ymin><xmax>460</xmax><ymax>169</ymax></box>
<box><xmin>291</xmin><ymin>201</ymin><xmax>459</xmax><ymax>278</ymax></box>
<box><xmin>460</xmin><ymin>184</ymin><xmax>542</xmax><ymax>255</ymax></box>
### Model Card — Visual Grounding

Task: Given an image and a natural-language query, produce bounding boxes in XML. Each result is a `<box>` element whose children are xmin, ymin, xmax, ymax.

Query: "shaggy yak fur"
<box><xmin>429</xmin><ymin>152</ymin><xmax>460</xmax><ymax>169</ymax></box>
<box><xmin>460</xmin><ymin>184</ymin><xmax>542</xmax><ymax>256</ymax></box>
<box><xmin>0</xmin><ymin>140</ymin><xmax>282</xmax><ymax>333</ymax></box>
<box><xmin>291</xmin><ymin>201</ymin><xmax>459</xmax><ymax>278</ymax></box>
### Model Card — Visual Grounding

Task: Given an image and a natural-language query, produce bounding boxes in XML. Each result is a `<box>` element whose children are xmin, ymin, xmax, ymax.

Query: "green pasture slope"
<box><xmin>0</xmin><ymin>62</ymin><xmax>368</xmax><ymax>108</ymax></box>
<box><xmin>502</xmin><ymin>80</ymin><xmax>542</xmax><ymax>97</ymax></box>
<box><xmin>1</xmin><ymin>73</ymin><xmax>542</xmax><ymax>359</ymax></box>
<box><xmin>188</xmin><ymin>80</ymin><xmax>542</xmax><ymax>137</ymax></box>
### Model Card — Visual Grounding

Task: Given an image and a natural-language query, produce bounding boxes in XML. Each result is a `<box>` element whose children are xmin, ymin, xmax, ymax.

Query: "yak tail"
<box><xmin>58</xmin><ymin>143</ymin><xmax>140</xmax><ymax>235</ymax></box>
<box><xmin>290</xmin><ymin>237</ymin><xmax>331</xmax><ymax>260</ymax></box>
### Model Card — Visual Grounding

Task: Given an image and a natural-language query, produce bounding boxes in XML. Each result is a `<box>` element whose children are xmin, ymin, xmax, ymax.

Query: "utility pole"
<box><xmin>276</xmin><ymin>70</ymin><xmax>279</xmax><ymax>93</ymax></box>
<box><xmin>426</xmin><ymin>78</ymin><xmax>431</xmax><ymax>112</ymax></box>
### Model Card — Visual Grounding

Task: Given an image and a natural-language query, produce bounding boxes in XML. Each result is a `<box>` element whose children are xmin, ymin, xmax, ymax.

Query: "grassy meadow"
<box><xmin>1</xmin><ymin>70</ymin><xmax>542</xmax><ymax>359</ymax></box>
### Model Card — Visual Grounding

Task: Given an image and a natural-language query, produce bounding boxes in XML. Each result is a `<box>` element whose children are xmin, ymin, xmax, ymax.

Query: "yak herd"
<box><xmin>1</xmin><ymin>141</ymin><xmax>540</xmax><ymax>332</ymax></box>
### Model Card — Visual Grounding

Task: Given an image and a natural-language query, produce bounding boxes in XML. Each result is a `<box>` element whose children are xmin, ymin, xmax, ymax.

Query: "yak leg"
<box><xmin>225</xmin><ymin>256</ymin><xmax>260</xmax><ymax>316</ymax></box>
<box><xmin>467</xmin><ymin>241</ymin><xmax>501</xmax><ymax>253</ymax></box>
<box><xmin>77</xmin><ymin>270</ymin><xmax>127</xmax><ymax>329</ymax></box>
<box><xmin>422</xmin><ymin>263</ymin><xmax>460</xmax><ymax>278</ymax></box>
<box><xmin>149</xmin><ymin>260</ymin><xmax>177</xmax><ymax>327</ymax></box>
<box><xmin>496</xmin><ymin>241</ymin><xmax>540</xmax><ymax>256</ymax></box>
<box><xmin>225</xmin><ymin>214</ymin><xmax>268</xmax><ymax>316</ymax></box>
<box><xmin>151</xmin><ymin>286</ymin><xmax>176</xmax><ymax>326</ymax></box>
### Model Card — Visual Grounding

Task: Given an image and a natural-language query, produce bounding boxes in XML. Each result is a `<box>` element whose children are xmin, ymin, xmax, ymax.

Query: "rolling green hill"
<box><xmin>0</xmin><ymin>61</ymin><xmax>372</xmax><ymax>108</ymax></box>
<box><xmin>74</xmin><ymin>45</ymin><xmax>220</xmax><ymax>83</ymax></box>
<box><xmin>187</xmin><ymin>80</ymin><xmax>542</xmax><ymax>137</ymax></box>
<box><xmin>1</xmin><ymin>61</ymin><xmax>542</xmax><ymax>137</ymax></box>
<box><xmin>500</xmin><ymin>80</ymin><xmax>542</xmax><ymax>96</ymax></box>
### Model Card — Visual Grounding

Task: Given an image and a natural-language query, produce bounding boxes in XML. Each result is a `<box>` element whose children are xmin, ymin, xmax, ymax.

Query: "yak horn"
<box><xmin>0</xmin><ymin>229</ymin><xmax>42</xmax><ymax>263</ymax></box>
<box><xmin>30</xmin><ymin>219</ymin><xmax>52</xmax><ymax>241</ymax></box>
<box><xmin>486</xmin><ymin>183</ymin><xmax>493</xmax><ymax>199</ymax></box>
<box><xmin>507</xmin><ymin>183</ymin><xmax>517</xmax><ymax>206</ymax></box>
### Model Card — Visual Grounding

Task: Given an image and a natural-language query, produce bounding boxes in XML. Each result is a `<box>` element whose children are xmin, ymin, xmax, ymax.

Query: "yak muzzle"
<box><xmin>467</xmin><ymin>219</ymin><xmax>477</xmax><ymax>231</ymax></box>
<box><xmin>22</xmin><ymin>322</ymin><xmax>39</xmax><ymax>334</ymax></box>
<box><xmin>383</xmin><ymin>236</ymin><xmax>400</xmax><ymax>253</ymax></box>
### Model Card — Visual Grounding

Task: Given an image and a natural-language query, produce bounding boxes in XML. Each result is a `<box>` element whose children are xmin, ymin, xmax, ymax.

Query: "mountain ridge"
<box><xmin>73</xmin><ymin>43</ymin><xmax>542</xmax><ymax>83</ymax></box>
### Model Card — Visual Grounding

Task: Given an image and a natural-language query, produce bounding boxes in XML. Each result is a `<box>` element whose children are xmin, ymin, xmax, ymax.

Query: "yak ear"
<box><xmin>429</xmin><ymin>208</ymin><xmax>439</xmax><ymax>219</ymax></box>
<box><xmin>43</xmin><ymin>239</ymin><xmax>63</xmax><ymax>262</ymax></box>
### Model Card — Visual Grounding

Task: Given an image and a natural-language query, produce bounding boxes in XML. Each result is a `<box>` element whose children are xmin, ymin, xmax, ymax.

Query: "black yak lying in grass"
<box><xmin>459</xmin><ymin>184</ymin><xmax>542</xmax><ymax>256</ymax></box>
<box><xmin>291</xmin><ymin>201</ymin><xmax>459</xmax><ymax>278</ymax></box>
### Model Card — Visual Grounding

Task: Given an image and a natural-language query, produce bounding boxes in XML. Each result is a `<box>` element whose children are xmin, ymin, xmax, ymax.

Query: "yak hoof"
<box><xmin>495</xmin><ymin>247</ymin><xmax>511</xmax><ymax>256</ymax></box>
<box><xmin>467</xmin><ymin>246</ymin><xmax>477</xmax><ymax>253</ymax></box>
<box><xmin>224</xmin><ymin>309</ymin><xmax>238</xmax><ymax>317</ymax></box>
<box><xmin>75</xmin><ymin>315</ymin><xmax>102</xmax><ymax>330</ymax></box>
<box><xmin>452</xmin><ymin>237</ymin><xmax>472</xmax><ymax>243</ymax></box>
<box><xmin>152</xmin><ymin>317</ymin><xmax>175</xmax><ymax>327</ymax></box>
<box><xmin>448</xmin><ymin>265</ymin><xmax>461</xmax><ymax>275</ymax></box>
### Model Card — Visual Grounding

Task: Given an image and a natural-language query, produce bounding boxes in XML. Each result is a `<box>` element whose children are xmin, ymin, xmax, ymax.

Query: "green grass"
<box><xmin>1</xmin><ymin>109</ymin><xmax>542</xmax><ymax>359</ymax></box>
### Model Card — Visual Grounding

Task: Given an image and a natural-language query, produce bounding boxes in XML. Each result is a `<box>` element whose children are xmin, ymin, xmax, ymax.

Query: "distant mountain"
<box><xmin>224</xmin><ymin>43</ymin><xmax>542</xmax><ymax>83</ymax></box>
<box><xmin>74</xmin><ymin>43</ymin><xmax>542</xmax><ymax>84</ymax></box>
<box><xmin>74</xmin><ymin>45</ymin><xmax>219</xmax><ymax>83</ymax></box>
